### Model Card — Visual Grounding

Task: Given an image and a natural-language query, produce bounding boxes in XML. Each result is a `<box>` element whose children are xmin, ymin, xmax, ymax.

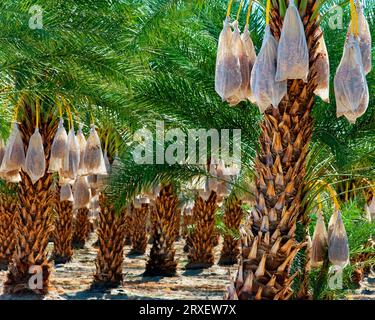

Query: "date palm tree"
<box><xmin>218</xmin><ymin>195</ymin><xmax>244</xmax><ymax>265</ymax></box>
<box><xmin>128</xmin><ymin>203</ymin><xmax>149</xmax><ymax>255</ymax></box>
<box><xmin>72</xmin><ymin>208</ymin><xmax>91</xmax><ymax>249</ymax></box>
<box><xmin>94</xmin><ymin>194</ymin><xmax>127</xmax><ymax>285</ymax></box>
<box><xmin>145</xmin><ymin>184</ymin><xmax>179</xmax><ymax>276</ymax></box>
<box><xmin>186</xmin><ymin>192</ymin><xmax>218</xmax><ymax>269</ymax></box>
<box><xmin>4</xmin><ymin>104</ymin><xmax>58</xmax><ymax>294</ymax></box>
<box><xmin>228</xmin><ymin>0</ymin><xmax>375</xmax><ymax>300</ymax></box>
<box><xmin>0</xmin><ymin>0</ymin><xmax>134</xmax><ymax>294</ymax></box>
<box><xmin>52</xmin><ymin>196</ymin><xmax>74</xmax><ymax>264</ymax></box>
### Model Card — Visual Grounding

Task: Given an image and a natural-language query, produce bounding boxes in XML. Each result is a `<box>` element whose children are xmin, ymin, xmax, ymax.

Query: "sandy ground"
<box><xmin>0</xmin><ymin>233</ymin><xmax>373</xmax><ymax>300</ymax></box>
<box><xmin>0</xmin><ymin>233</ymin><xmax>237</xmax><ymax>300</ymax></box>
<box><xmin>347</xmin><ymin>270</ymin><xmax>375</xmax><ymax>300</ymax></box>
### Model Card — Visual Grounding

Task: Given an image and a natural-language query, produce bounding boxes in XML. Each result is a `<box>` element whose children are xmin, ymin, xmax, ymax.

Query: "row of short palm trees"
<box><xmin>0</xmin><ymin>150</ymin><xmax>248</xmax><ymax>293</ymax></box>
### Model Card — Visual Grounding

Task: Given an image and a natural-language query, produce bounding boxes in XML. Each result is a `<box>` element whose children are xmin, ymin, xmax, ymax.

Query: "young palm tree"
<box><xmin>145</xmin><ymin>184</ymin><xmax>179</xmax><ymax>276</ymax></box>
<box><xmin>218</xmin><ymin>195</ymin><xmax>244</xmax><ymax>265</ymax></box>
<box><xmin>129</xmin><ymin>203</ymin><xmax>149</xmax><ymax>255</ymax></box>
<box><xmin>186</xmin><ymin>192</ymin><xmax>218</xmax><ymax>269</ymax></box>
<box><xmin>72</xmin><ymin>208</ymin><xmax>91</xmax><ymax>249</ymax></box>
<box><xmin>94</xmin><ymin>194</ymin><xmax>127</xmax><ymax>286</ymax></box>
<box><xmin>52</xmin><ymin>198</ymin><xmax>74</xmax><ymax>264</ymax></box>
<box><xmin>172</xmin><ymin>206</ymin><xmax>182</xmax><ymax>241</ymax></box>
<box><xmin>124</xmin><ymin>206</ymin><xmax>133</xmax><ymax>245</ymax></box>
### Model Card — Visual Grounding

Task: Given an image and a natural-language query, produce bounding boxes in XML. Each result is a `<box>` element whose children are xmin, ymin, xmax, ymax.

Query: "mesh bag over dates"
<box><xmin>311</xmin><ymin>210</ymin><xmax>328</xmax><ymax>267</ymax></box>
<box><xmin>334</xmin><ymin>35</ymin><xmax>368</xmax><ymax>124</ymax></box>
<box><xmin>0</xmin><ymin>123</ymin><xmax>25</xmax><ymax>174</ymax></box>
<box><xmin>241</xmin><ymin>23</ymin><xmax>257</xmax><ymax>103</ymax></box>
<box><xmin>251</xmin><ymin>26</ymin><xmax>287</xmax><ymax>113</ymax></box>
<box><xmin>328</xmin><ymin>211</ymin><xmax>349</xmax><ymax>267</ymax></box>
<box><xmin>276</xmin><ymin>1</ymin><xmax>309</xmax><ymax>82</ymax></box>
<box><xmin>25</xmin><ymin>128</ymin><xmax>46</xmax><ymax>184</ymax></box>
<box><xmin>349</xmin><ymin>2</ymin><xmax>372</xmax><ymax>75</ymax></box>
<box><xmin>215</xmin><ymin>17</ymin><xmax>242</xmax><ymax>104</ymax></box>
<box><xmin>84</xmin><ymin>125</ymin><xmax>107</xmax><ymax>176</ymax></box>
<box><xmin>49</xmin><ymin>118</ymin><xmax>67</xmax><ymax>173</ymax></box>
<box><xmin>314</xmin><ymin>30</ymin><xmax>330</xmax><ymax>103</ymax></box>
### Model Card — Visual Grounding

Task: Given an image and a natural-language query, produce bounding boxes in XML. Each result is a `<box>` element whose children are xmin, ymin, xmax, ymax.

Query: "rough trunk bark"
<box><xmin>129</xmin><ymin>204</ymin><xmax>149</xmax><ymax>255</ymax></box>
<box><xmin>5</xmin><ymin>106</ymin><xmax>57</xmax><ymax>295</ymax></box>
<box><xmin>219</xmin><ymin>196</ymin><xmax>244</xmax><ymax>266</ymax></box>
<box><xmin>123</xmin><ymin>207</ymin><xmax>132</xmax><ymax>245</ymax></box>
<box><xmin>172</xmin><ymin>207</ymin><xmax>181</xmax><ymax>242</ymax></box>
<box><xmin>186</xmin><ymin>191</ymin><xmax>217</xmax><ymax>269</ymax></box>
<box><xmin>52</xmin><ymin>200</ymin><xmax>74</xmax><ymax>264</ymax></box>
<box><xmin>231</xmin><ymin>3</ymin><xmax>320</xmax><ymax>300</ymax></box>
<box><xmin>145</xmin><ymin>184</ymin><xmax>178</xmax><ymax>276</ymax></box>
<box><xmin>0</xmin><ymin>194</ymin><xmax>17</xmax><ymax>269</ymax></box>
<box><xmin>72</xmin><ymin>207</ymin><xmax>90</xmax><ymax>249</ymax></box>
<box><xmin>94</xmin><ymin>195</ymin><xmax>126</xmax><ymax>286</ymax></box>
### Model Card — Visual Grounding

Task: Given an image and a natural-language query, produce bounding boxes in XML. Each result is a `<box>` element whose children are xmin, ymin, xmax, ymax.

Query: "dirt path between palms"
<box><xmin>0</xmin><ymin>233</ymin><xmax>237</xmax><ymax>300</ymax></box>
<box><xmin>1</xmin><ymin>233</ymin><xmax>374</xmax><ymax>300</ymax></box>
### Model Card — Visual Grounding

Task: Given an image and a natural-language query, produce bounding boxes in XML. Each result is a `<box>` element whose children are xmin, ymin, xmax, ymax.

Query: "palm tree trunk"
<box><xmin>211</xmin><ymin>229</ymin><xmax>220</xmax><ymax>248</ymax></box>
<box><xmin>73</xmin><ymin>207</ymin><xmax>90</xmax><ymax>248</ymax></box>
<box><xmin>145</xmin><ymin>184</ymin><xmax>178</xmax><ymax>276</ymax></box>
<box><xmin>124</xmin><ymin>207</ymin><xmax>132</xmax><ymax>245</ymax></box>
<box><xmin>219</xmin><ymin>196</ymin><xmax>244</xmax><ymax>266</ymax></box>
<box><xmin>233</xmin><ymin>3</ymin><xmax>320</xmax><ymax>300</ymax></box>
<box><xmin>5</xmin><ymin>106</ymin><xmax>57</xmax><ymax>295</ymax></box>
<box><xmin>186</xmin><ymin>191</ymin><xmax>217</xmax><ymax>269</ymax></box>
<box><xmin>94</xmin><ymin>194</ymin><xmax>126</xmax><ymax>286</ymax></box>
<box><xmin>129</xmin><ymin>204</ymin><xmax>149</xmax><ymax>255</ymax></box>
<box><xmin>0</xmin><ymin>194</ymin><xmax>17</xmax><ymax>269</ymax></box>
<box><xmin>172</xmin><ymin>206</ymin><xmax>181</xmax><ymax>241</ymax></box>
<box><xmin>52</xmin><ymin>200</ymin><xmax>74</xmax><ymax>264</ymax></box>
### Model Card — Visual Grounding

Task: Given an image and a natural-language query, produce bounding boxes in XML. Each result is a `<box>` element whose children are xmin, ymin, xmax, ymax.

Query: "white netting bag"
<box><xmin>89</xmin><ymin>194</ymin><xmax>100</xmax><ymax>211</ymax></box>
<box><xmin>251</xmin><ymin>26</ymin><xmax>287</xmax><ymax>113</ymax></box>
<box><xmin>334</xmin><ymin>35</ymin><xmax>368</xmax><ymax>124</ymax></box>
<box><xmin>365</xmin><ymin>196</ymin><xmax>375</xmax><ymax>222</ymax></box>
<box><xmin>76</xmin><ymin>126</ymin><xmax>87</xmax><ymax>176</ymax></box>
<box><xmin>349</xmin><ymin>2</ymin><xmax>372</xmax><ymax>75</ymax></box>
<box><xmin>241</xmin><ymin>23</ymin><xmax>257</xmax><ymax>103</ymax></box>
<box><xmin>226</xmin><ymin>20</ymin><xmax>248</xmax><ymax>106</ymax></box>
<box><xmin>84</xmin><ymin>125</ymin><xmax>107</xmax><ymax>176</ymax></box>
<box><xmin>208</xmin><ymin>163</ymin><xmax>218</xmax><ymax>192</ymax></box>
<box><xmin>276</xmin><ymin>0</ymin><xmax>309</xmax><ymax>82</ymax></box>
<box><xmin>49</xmin><ymin>118</ymin><xmax>67</xmax><ymax>173</ymax></box>
<box><xmin>328</xmin><ymin>211</ymin><xmax>349</xmax><ymax>267</ymax></box>
<box><xmin>215</xmin><ymin>17</ymin><xmax>242</xmax><ymax>103</ymax></box>
<box><xmin>0</xmin><ymin>139</ymin><xmax>5</xmax><ymax>165</ymax></box>
<box><xmin>0</xmin><ymin>123</ymin><xmax>25</xmax><ymax>174</ymax></box>
<box><xmin>96</xmin><ymin>150</ymin><xmax>110</xmax><ymax>189</ymax></box>
<box><xmin>60</xmin><ymin>183</ymin><xmax>74</xmax><ymax>202</ymax></box>
<box><xmin>61</xmin><ymin>128</ymin><xmax>80</xmax><ymax>181</ymax></box>
<box><xmin>314</xmin><ymin>30</ymin><xmax>330</xmax><ymax>103</ymax></box>
<box><xmin>310</xmin><ymin>211</ymin><xmax>328</xmax><ymax>267</ymax></box>
<box><xmin>2</xmin><ymin>171</ymin><xmax>21</xmax><ymax>183</ymax></box>
<box><xmin>73</xmin><ymin>176</ymin><xmax>91</xmax><ymax>209</ymax></box>
<box><xmin>25</xmin><ymin>128</ymin><xmax>45</xmax><ymax>184</ymax></box>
